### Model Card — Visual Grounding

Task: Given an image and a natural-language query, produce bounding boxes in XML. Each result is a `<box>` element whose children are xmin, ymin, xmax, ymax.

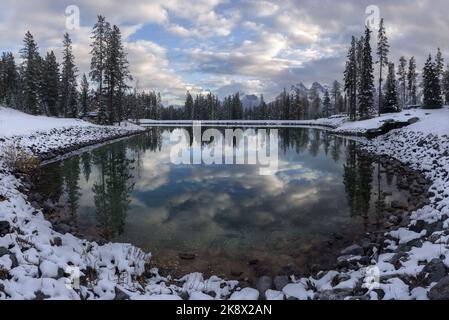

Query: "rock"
<box><xmin>265</xmin><ymin>289</ymin><xmax>284</xmax><ymax>300</ymax></box>
<box><xmin>178</xmin><ymin>253</ymin><xmax>196</xmax><ymax>260</ymax></box>
<box><xmin>0</xmin><ymin>221</ymin><xmax>11</xmax><ymax>236</ymax></box>
<box><xmin>409</xmin><ymin>220</ymin><xmax>426</xmax><ymax>233</ymax></box>
<box><xmin>52</xmin><ymin>237</ymin><xmax>62</xmax><ymax>247</ymax></box>
<box><xmin>391</xmin><ymin>200</ymin><xmax>407</xmax><ymax>210</ymax></box>
<box><xmin>34</xmin><ymin>291</ymin><xmax>50</xmax><ymax>300</ymax></box>
<box><xmin>340</xmin><ymin>244</ymin><xmax>364</xmax><ymax>256</ymax></box>
<box><xmin>428</xmin><ymin>276</ymin><xmax>449</xmax><ymax>300</ymax></box>
<box><xmin>407</xmin><ymin>117</ymin><xmax>420</xmax><ymax>125</ymax></box>
<box><xmin>230</xmin><ymin>270</ymin><xmax>243</xmax><ymax>277</ymax></box>
<box><xmin>418</xmin><ymin>259</ymin><xmax>447</xmax><ymax>286</ymax></box>
<box><xmin>9</xmin><ymin>253</ymin><xmax>18</xmax><ymax>268</ymax></box>
<box><xmin>0</xmin><ymin>247</ymin><xmax>9</xmax><ymax>257</ymax></box>
<box><xmin>229</xmin><ymin>288</ymin><xmax>259</xmax><ymax>300</ymax></box>
<box><xmin>256</xmin><ymin>276</ymin><xmax>273</xmax><ymax>299</ymax></box>
<box><xmin>315</xmin><ymin>289</ymin><xmax>354</xmax><ymax>300</ymax></box>
<box><xmin>274</xmin><ymin>275</ymin><xmax>289</xmax><ymax>291</ymax></box>
<box><xmin>389</xmin><ymin>252</ymin><xmax>408</xmax><ymax>270</ymax></box>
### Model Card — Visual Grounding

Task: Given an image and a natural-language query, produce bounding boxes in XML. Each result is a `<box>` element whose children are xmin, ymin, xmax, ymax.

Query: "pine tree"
<box><xmin>442</xmin><ymin>65</ymin><xmax>449</xmax><ymax>104</ymax></box>
<box><xmin>422</xmin><ymin>54</ymin><xmax>443</xmax><ymax>109</ymax></box>
<box><xmin>80</xmin><ymin>73</ymin><xmax>89</xmax><ymax>116</ymax></box>
<box><xmin>90</xmin><ymin>15</ymin><xmax>111</xmax><ymax>123</ymax></box>
<box><xmin>344</xmin><ymin>36</ymin><xmax>357</xmax><ymax>120</ymax></box>
<box><xmin>0</xmin><ymin>52</ymin><xmax>19</xmax><ymax>107</ymax></box>
<box><xmin>384</xmin><ymin>63</ymin><xmax>399</xmax><ymax>112</ymax></box>
<box><xmin>259</xmin><ymin>94</ymin><xmax>267</xmax><ymax>119</ymax></box>
<box><xmin>105</xmin><ymin>25</ymin><xmax>131</xmax><ymax>124</ymax></box>
<box><xmin>184</xmin><ymin>91</ymin><xmax>193</xmax><ymax>119</ymax></box>
<box><xmin>20</xmin><ymin>31</ymin><xmax>40</xmax><ymax>114</ymax></box>
<box><xmin>60</xmin><ymin>33</ymin><xmax>78</xmax><ymax>117</ymax></box>
<box><xmin>359</xmin><ymin>27</ymin><xmax>375</xmax><ymax>119</ymax></box>
<box><xmin>436</xmin><ymin>48</ymin><xmax>444</xmax><ymax>101</ymax></box>
<box><xmin>42</xmin><ymin>51</ymin><xmax>60</xmax><ymax>116</ymax></box>
<box><xmin>376</xmin><ymin>18</ymin><xmax>390</xmax><ymax>116</ymax></box>
<box><xmin>397</xmin><ymin>56</ymin><xmax>407</xmax><ymax>110</ymax></box>
<box><xmin>407</xmin><ymin>57</ymin><xmax>418</xmax><ymax>105</ymax></box>
<box><xmin>330</xmin><ymin>80</ymin><xmax>341</xmax><ymax>115</ymax></box>
<box><xmin>323</xmin><ymin>90</ymin><xmax>331</xmax><ymax>117</ymax></box>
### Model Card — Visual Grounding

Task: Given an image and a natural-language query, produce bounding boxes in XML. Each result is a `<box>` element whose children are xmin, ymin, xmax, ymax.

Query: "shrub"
<box><xmin>3</xmin><ymin>144</ymin><xmax>40</xmax><ymax>174</ymax></box>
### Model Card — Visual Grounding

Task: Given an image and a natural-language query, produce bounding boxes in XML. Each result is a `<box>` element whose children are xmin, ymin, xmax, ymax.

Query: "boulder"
<box><xmin>428</xmin><ymin>276</ymin><xmax>449</xmax><ymax>300</ymax></box>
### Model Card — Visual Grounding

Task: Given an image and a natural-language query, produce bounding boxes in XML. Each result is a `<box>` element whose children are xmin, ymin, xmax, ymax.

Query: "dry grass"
<box><xmin>3</xmin><ymin>144</ymin><xmax>40</xmax><ymax>174</ymax></box>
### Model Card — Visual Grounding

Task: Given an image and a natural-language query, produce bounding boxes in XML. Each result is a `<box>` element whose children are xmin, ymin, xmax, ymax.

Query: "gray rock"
<box><xmin>0</xmin><ymin>247</ymin><xmax>9</xmax><ymax>257</ymax></box>
<box><xmin>428</xmin><ymin>276</ymin><xmax>449</xmax><ymax>300</ymax></box>
<box><xmin>9</xmin><ymin>253</ymin><xmax>18</xmax><ymax>268</ymax></box>
<box><xmin>391</xmin><ymin>200</ymin><xmax>407</xmax><ymax>210</ymax></box>
<box><xmin>0</xmin><ymin>221</ymin><xmax>11</xmax><ymax>236</ymax></box>
<box><xmin>419</xmin><ymin>259</ymin><xmax>447</xmax><ymax>285</ymax></box>
<box><xmin>407</xmin><ymin>117</ymin><xmax>420</xmax><ymax>125</ymax></box>
<box><xmin>274</xmin><ymin>275</ymin><xmax>289</xmax><ymax>291</ymax></box>
<box><xmin>114</xmin><ymin>287</ymin><xmax>130</xmax><ymax>300</ymax></box>
<box><xmin>340</xmin><ymin>244</ymin><xmax>364</xmax><ymax>256</ymax></box>
<box><xmin>52</xmin><ymin>237</ymin><xmax>62</xmax><ymax>247</ymax></box>
<box><xmin>256</xmin><ymin>276</ymin><xmax>273</xmax><ymax>299</ymax></box>
<box><xmin>178</xmin><ymin>253</ymin><xmax>196</xmax><ymax>260</ymax></box>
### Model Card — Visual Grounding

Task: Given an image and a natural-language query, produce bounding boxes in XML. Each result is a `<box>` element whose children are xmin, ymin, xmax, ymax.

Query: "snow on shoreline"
<box><xmin>1</xmin><ymin>106</ymin><xmax>449</xmax><ymax>300</ymax></box>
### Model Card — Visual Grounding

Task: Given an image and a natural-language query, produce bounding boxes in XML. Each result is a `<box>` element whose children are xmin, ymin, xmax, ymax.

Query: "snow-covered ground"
<box><xmin>1</xmin><ymin>106</ymin><xmax>449</xmax><ymax>300</ymax></box>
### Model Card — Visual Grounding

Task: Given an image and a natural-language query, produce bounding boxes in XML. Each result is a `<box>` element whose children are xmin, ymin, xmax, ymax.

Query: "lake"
<box><xmin>33</xmin><ymin>127</ymin><xmax>412</xmax><ymax>281</ymax></box>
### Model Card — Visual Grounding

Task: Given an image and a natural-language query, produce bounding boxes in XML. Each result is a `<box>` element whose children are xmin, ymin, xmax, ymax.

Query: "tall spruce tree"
<box><xmin>330</xmin><ymin>80</ymin><xmax>341</xmax><ymax>114</ymax></box>
<box><xmin>184</xmin><ymin>91</ymin><xmax>193</xmax><ymax>119</ymax></box>
<box><xmin>80</xmin><ymin>73</ymin><xmax>89</xmax><ymax>116</ymax></box>
<box><xmin>42</xmin><ymin>51</ymin><xmax>60</xmax><ymax>116</ymax></box>
<box><xmin>90</xmin><ymin>15</ymin><xmax>111</xmax><ymax>123</ymax></box>
<box><xmin>359</xmin><ymin>27</ymin><xmax>375</xmax><ymax>118</ymax></box>
<box><xmin>323</xmin><ymin>90</ymin><xmax>331</xmax><ymax>117</ymax></box>
<box><xmin>60</xmin><ymin>33</ymin><xmax>78</xmax><ymax>117</ymax></box>
<box><xmin>422</xmin><ymin>54</ymin><xmax>443</xmax><ymax>109</ymax></box>
<box><xmin>344</xmin><ymin>36</ymin><xmax>357</xmax><ymax>120</ymax></box>
<box><xmin>397</xmin><ymin>56</ymin><xmax>407</xmax><ymax>110</ymax></box>
<box><xmin>376</xmin><ymin>18</ymin><xmax>390</xmax><ymax>116</ymax></box>
<box><xmin>0</xmin><ymin>52</ymin><xmax>19</xmax><ymax>107</ymax></box>
<box><xmin>20</xmin><ymin>31</ymin><xmax>40</xmax><ymax>114</ymax></box>
<box><xmin>442</xmin><ymin>65</ymin><xmax>449</xmax><ymax>104</ymax></box>
<box><xmin>407</xmin><ymin>56</ymin><xmax>418</xmax><ymax>105</ymax></box>
<box><xmin>105</xmin><ymin>25</ymin><xmax>131</xmax><ymax>124</ymax></box>
<box><xmin>384</xmin><ymin>63</ymin><xmax>399</xmax><ymax>112</ymax></box>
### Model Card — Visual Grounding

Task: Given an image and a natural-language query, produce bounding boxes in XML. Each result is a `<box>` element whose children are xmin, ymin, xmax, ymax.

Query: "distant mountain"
<box><xmin>289</xmin><ymin>82</ymin><xmax>330</xmax><ymax>100</ymax></box>
<box><xmin>240</xmin><ymin>94</ymin><xmax>260</xmax><ymax>109</ymax></box>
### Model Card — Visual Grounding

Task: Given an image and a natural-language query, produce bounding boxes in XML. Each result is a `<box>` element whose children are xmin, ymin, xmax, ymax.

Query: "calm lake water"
<box><xmin>34</xmin><ymin>127</ymin><xmax>410</xmax><ymax>280</ymax></box>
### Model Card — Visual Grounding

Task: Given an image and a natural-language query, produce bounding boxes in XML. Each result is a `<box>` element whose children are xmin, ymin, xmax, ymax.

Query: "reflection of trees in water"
<box><xmin>343</xmin><ymin>141</ymin><xmax>374</xmax><ymax>229</ymax></box>
<box><xmin>62</xmin><ymin>157</ymin><xmax>81</xmax><ymax>219</ymax></box>
<box><xmin>92</xmin><ymin>141</ymin><xmax>136</xmax><ymax>240</ymax></box>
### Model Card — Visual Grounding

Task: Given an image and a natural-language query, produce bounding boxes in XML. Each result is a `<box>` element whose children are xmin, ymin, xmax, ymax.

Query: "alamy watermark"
<box><xmin>65</xmin><ymin>5</ymin><xmax>80</xmax><ymax>30</ymax></box>
<box><xmin>365</xmin><ymin>5</ymin><xmax>380</xmax><ymax>31</ymax></box>
<box><xmin>169</xmin><ymin>122</ymin><xmax>279</xmax><ymax>175</ymax></box>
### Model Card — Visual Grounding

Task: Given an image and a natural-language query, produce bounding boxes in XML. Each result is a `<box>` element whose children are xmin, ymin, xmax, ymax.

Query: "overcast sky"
<box><xmin>0</xmin><ymin>0</ymin><xmax>448</xmax><ymax>105</ymax></box>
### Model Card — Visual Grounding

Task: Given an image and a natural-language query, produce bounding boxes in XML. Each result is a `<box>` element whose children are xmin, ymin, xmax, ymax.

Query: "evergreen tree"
<box><xmin>0</xmin><ymin>52</ymin><xmax>19</xmax><ymax>107</ymax></box>
<box><xmin>442</xmin><ymin>65</ymin><xmax>449</xmax><ymax>104</ymax></box>
<box><xmin>397</xmin><ymin>56</ymin><xmax>407</xmax><ymax>110</ymax></box>
<box><xmin>384</xmin><ymin>63</ymin><xmax>399</xmax><ymax>112</ymax></box>
<box><xmin>259</xmin><ymin>94</ymin><xmax>267</xmax><ymax>119</ymax></box>
<box><xmin>323</xmin><ymin>90</ymin><xmax>331</xmax><ymax>117</ymax></box>
<box><xmin>330</xmin><ymin>80</ymin><xmax>341</xmax><ymax>114</ymax></box>
<box><xmin>90</xmin><ymin>15</ymin><xmax>111</xmax><ymax>123</ymax></box>
<box><xmin>20</xmin><ymin>31</ymin><xmax>40</xmax><ymax>114</ymax></box>
<box><xmin>359</xmin><ymin>27</ymin><xmax>375</xmax><ymax>118</ymax></box>
<box><xmin>422</xmin><ymin>54</ymin><xmax>443</xmax><ymax>109</ymax></box>
<box><xmin>80</xmin><ymin>73</ymin><xmax>89</xmax><ymax>116</ymax></box>
<box><xmin>407</xmin><ymin>56</ymin><xmax>418</xmax><ymax>105</ymax></box>
<box><xmin>376</xmin><ymin>18</ymin><xmax>390</xmax><ymax>116</ymax></box>
<box><xmin>184</xmin><ymin>91</ymin><xmax>193</xmax><ymax>119</ymax></box>
<box><xmin>42</xmin><ymin>51</ymin><xmax>60</xmax><ymax>116</ymax></box>
<box><xmin>344</xmin><ymin>36</ymin><xmax>357</xmax><ymax>120</ymax></box>
<box><xmin>105</xmin><ymin>25</ymin><xmax>131</xmax><ymax>124</ymax></box>
<box><xmin>60</xmin><ymin>33</ymin><xmax>78</xmax><ymax>117</ymax></box>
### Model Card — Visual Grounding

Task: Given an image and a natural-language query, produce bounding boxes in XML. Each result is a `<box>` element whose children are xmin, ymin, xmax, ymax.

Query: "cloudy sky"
<box><xmin>0</xmin><ymin>0</ymin><xmax>448</xmax><ymax>105</ymax></box>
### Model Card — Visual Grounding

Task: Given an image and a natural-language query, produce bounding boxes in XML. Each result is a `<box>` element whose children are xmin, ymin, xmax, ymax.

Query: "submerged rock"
<box><xmin>256</xmin><ymin>276</ymin><xmax>273</xmax><ymax>299</ymax></box>
<box><xmin>340</xmin><ymin>244</ymin><xmax>364</xmax><ymax>256</ymax></box>
<box><xmin>274</xmin><ymin>275</ymin><xmax>289</xmax><ymax>291</ymax></box>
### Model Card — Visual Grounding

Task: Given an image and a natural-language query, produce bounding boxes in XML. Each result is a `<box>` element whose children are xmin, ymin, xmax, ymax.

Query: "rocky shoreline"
<box><xmin>1</xmin><ymin>122</ymin><xmax>449</xmax><ymax>300</ymax></box>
